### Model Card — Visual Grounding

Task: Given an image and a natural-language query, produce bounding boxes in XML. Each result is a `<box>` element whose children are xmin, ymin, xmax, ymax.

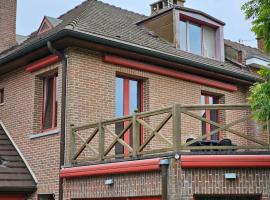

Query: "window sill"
<box><xmin>0</xmin><ymin>103</ymin><xmax>4</xmax><ymax>106</ymax></box>
<box><xmin>30</xmin><ymin>129</ymin><xmax>60</xmax><ymax>139</ymax></box>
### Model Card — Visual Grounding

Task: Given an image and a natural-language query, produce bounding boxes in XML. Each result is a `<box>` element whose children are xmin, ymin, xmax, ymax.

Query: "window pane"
<box><xmin>54</xmin><ymin>76</ymin><xmax>58</xmax><ymax>127</ymax></box>
<box><xmin>129</xmin><ymin>80</ymin><xmax>138</xmax><ymax>114</ymax></box>
<box><xmin>43</xmin><ymin>77</ymin><xmax>54</xmax><ymax>129</ymax></box>
<box><xmin>180</xmin><ymin>20</ymin><xmax>187</xmax><ymax>51</ymax></box>
<box><xmin>189</xmin><ymin>23</ymin><xmax>202</xmax><ymax>55</ymax></box>
<box><xmin>203</xmin><ymin>26</ymin><xmax>216</xmax><ymax>59</ymax></box>
<box><xmin>116</xmin><ymin>77</ymin><xmax>124</xmax><ymax>117</ymax></box>
<box><xmin>0</xmin><ymin>88</ymin><xmax>4</xmax><ymax>104</ymax></box>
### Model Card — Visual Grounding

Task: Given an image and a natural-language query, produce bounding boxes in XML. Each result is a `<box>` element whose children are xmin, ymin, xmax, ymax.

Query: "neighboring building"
<box><xmin>225</xmin><ymin>39</ymin><xmax>270</xmax><ymax>71</ymax></box>
<box><xmin>0</xmin><ymin>0</ymin><xmax>270</xmax><ymax>200</ymax></box>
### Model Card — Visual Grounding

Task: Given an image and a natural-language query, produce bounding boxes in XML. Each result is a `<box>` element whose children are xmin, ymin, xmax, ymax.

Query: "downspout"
<box><xmin>160</xmin><ymin>159</ymin><xmax>169</xmax><ymax>200</ymax></box>
<box><xmin>47</xmin><ymin>41</ymin><xmax>67</xmax><ymax>200</ymax></box>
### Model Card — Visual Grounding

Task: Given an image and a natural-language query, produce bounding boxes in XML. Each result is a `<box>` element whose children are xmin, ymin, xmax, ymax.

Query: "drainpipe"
<box><xmin>47</xmin><ymin>41</ymin><xmax>67</xmax><ymax>200</ymax></box>
<box><xmin>160</xmin><ymin>159</ymin><xmax>169</xmax><ymax>200</ymax></box>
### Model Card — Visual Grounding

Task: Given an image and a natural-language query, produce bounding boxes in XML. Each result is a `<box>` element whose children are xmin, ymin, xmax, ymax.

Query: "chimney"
<box><xmin>257</xmin><ymin>37</ymin><xmax>265</xmax><ymax>52</ymax></box>
<box><xmin>151</xmin><ymin>0</ymin><xmax>185</xmax><ymax>15</ymax></box>
<box><xmin>175</xmin><ymin>0</ymin><xmax>186</xmax><ymax>6</ymax></box>
<box><xmin>0</xmin><ymin>0</ymin><xmax>17</xmax><ymax>53</ymax></box>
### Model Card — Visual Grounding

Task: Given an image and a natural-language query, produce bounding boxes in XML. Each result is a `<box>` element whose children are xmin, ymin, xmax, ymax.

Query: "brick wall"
<box><xmin>168</xmin><ymin>159</ymin><xmax>270</xmax><ymax>200</ymax></box>
<box><xmin>0</xmin><ymin>46</ymin><xmax>265</xmax><ymax>200</ymax></box>
<box><xmin>0</xmin><ymin>62</ymin><xmax>62</xmax><ymax>199</ymax></box>
<box><xmin>62</xmin><ymin>158</ymin><xmax>270</xmax><ymax>200</ymax></box>
<box><xmin>65</xmin><ymin>47</ymin><xmax>256</xmax><ymax>163</ymax></box>
<box><xmin>63</xmin><ymin>172</ymin><xmax>162</xmax><ymax>200</ymax></box>
<box><xmin>0</xmin><ymin>0</ymin><xmax>17</xmax><ymax>52</ymax></box>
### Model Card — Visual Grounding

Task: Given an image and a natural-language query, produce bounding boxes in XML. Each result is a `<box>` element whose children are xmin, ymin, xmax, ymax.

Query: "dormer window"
<box><xmin>180</xmin><ymin>19</ymin><xmax>216</xmax><ymax>59</ymax></box>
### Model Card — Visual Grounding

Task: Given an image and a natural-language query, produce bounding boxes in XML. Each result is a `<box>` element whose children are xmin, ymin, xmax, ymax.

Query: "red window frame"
<box><xmin>41</xmin><ymin>74</ymin><xmax>58</xmax><ymax>132</ymax></box>
<box><xmin>179</xmin><ymin>16</ymin><xmax>217</xmax><ymax>58</ymax></box>
<box><xmin>116</xmin><ymin>75</ymin><xmax>144</xmax><ymax>155</ymax></box>
<box><xmin>201</xmin><ymin>93</ymin><xmax>220</xmax><ymax>140</ymax></box>
<box><xmin>0</xmin><ymin>88</ymin><xmax>4</xmax><ymax>104</ymax></box>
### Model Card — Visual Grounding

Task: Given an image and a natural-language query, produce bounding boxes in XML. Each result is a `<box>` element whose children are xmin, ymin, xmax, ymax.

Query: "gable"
<box><xmin>38</xmin><ymin>17</ymin><xmax>53</xmax><ymax>34</ymax></box>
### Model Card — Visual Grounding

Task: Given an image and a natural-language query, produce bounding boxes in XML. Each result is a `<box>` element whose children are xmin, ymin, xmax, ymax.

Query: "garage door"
<box><xmin>195</xmin><ymin>195</ymin><xmax>260</xmax><ymax>200</ymax></box>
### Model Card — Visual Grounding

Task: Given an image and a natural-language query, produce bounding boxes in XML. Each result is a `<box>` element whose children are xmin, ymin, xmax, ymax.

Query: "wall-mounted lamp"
<box><xmin>105</xmin><ymin>178</ymin><xmax>114</xmax><ymax>185</ymax></box>
<box><xmin>225</xmin><ymin>173</ymin><xmax>237</xmax><ymax>180</ymax></box>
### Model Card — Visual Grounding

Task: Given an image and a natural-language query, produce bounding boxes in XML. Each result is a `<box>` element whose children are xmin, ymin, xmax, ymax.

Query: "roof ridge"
<box><xmin>58</xmin><ymin>0</ymin><xmax>91</xmax><ymax>19</ymax></box>
<box><xmin>65</xmin><ymin>0</ymin><xmax>93</xmax><ymax>29</ymax></box>
<box><xmin>225</xmin><ymin>39</ymin><xmax>262</xmax><ymax>52</ymax></box>
<box><xmin>95</xmin><ymin>0</ymin><xmax>147</xmax><ymax>18</ymax></box>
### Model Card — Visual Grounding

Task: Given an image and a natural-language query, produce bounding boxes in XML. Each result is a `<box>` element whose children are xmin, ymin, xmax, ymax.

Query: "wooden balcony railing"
<box><xmin>69</xmin><ymin>104</ymin><xmax>270</xmax><ymax>164</ymax></box>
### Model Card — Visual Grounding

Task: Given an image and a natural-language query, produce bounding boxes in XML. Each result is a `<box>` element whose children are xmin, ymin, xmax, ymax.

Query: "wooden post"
<box><xmin>69</xmin><ymin>124</ymin><xmax>75</xmax><ymax>164</ymax></box>
<box><xmin>172</xmin><ymin>104</ymin><xmax>181</xmax><ymax>151</ymax></box>
<box><xmin>132</xmin><ymin>112</ymin><xmax>140</xmax><ymax>157</ymax></box>
<box><xmin>267</xmin><ymin>118</ymin><xmax>270</xmax><ymax>150</ymax></box>
<box><xmin>99</xmin><ymin>121</ymin><xmax>105</xmax><ymax>161</ymax></box>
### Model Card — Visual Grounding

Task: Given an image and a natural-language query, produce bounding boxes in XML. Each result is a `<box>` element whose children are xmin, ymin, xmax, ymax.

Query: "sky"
<box><xmin>17</xmin><ymin>0</ymin><xmax>257</xmax><ymax>47</ymax></box>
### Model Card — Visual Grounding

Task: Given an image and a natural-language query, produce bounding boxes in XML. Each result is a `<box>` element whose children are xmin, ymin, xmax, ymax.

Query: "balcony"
<box><xmin>69</xmin><ymin>104</ymin><xmax>270</xmax><ymax>165</ymax></box>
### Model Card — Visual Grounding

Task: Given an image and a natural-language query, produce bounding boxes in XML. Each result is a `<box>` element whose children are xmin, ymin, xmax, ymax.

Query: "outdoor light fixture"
<box><xmin>174</xmin><ymin>154</ymin><xmax>180</xmax><ymax>160</ymax></box>
<box><xmin>105</xmin><ymin>178</ymin><xmax>114</xmax><ymax>185</ymax></box>
<box><xmin>225</xmin><ymin>173</ymin><xmax>237</xmax><ymax>180</ymax></box>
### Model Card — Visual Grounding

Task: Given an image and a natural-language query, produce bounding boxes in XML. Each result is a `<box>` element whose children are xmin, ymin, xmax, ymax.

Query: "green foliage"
<box><xmin>242</xmin><ymin>0</ymin><xmax>270</xmax><ymax>53</ymax></box>
<box><xmin>242</xmin><ymin>0</ymin><xmax>270</xmax><ymax>123</ymax></box>
<box><xmin>248</xmin><ymin>68</ymin><xmax>270</xmax><ymax>122</ymax></box>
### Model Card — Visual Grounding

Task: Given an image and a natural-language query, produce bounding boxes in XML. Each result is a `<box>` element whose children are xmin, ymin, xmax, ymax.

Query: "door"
<box><xmin>201</xmin><ymin>93</ymin><xmax>220</xmax><ymax>140</ymax></box>
<box><xmin>115</xmin><ymin>76</ymin><xmax>143</xmax><ymax>155</ymax></box>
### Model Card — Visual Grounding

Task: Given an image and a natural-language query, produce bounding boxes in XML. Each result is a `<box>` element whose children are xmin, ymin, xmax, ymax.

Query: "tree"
<box><xmin>242</xmin><ymin>0</ymin><xmax>270</xmax><ymax>53</ymax></box>
<box><xmin>242</xmin><ymin>0</ymin><xmax>270</xmax><ymax>123</ymax></box>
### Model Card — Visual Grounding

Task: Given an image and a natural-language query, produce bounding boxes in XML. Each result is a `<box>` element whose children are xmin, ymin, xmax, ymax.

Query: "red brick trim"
<box><xmin>103</xmin><ymin>55</ymin><xmax>238</xmax><ymax>92</ymax></box>
<box><xmin>25</xmin><ymin>55</ymin><xmax>60</xmax><ymax>73</ymax></box>
<box><xmin>60</xmin><ymin>158</ymin><xmax>162</xmax><ymax>179</ymax></box>
<box><xmin>181</xmin><ymin>155</ymin><xmax>270</xmax><ymax>168</ymax></box>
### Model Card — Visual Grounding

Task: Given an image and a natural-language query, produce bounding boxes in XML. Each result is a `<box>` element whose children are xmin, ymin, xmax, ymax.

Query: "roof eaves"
<box><xmin>176</xmin><ymin>6</ymin><xmax>226</xmax><ymax>25</ymax></box>
<box><xmin>0</xmin><ymin>29</ymin><xmax>260</xmax><ymax>83</ymax></box>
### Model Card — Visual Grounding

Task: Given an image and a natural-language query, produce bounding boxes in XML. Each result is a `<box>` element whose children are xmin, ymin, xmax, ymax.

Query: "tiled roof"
<box><xmin>0</xmin><ymin>0</ymin><xmax>261</xmax><ymax>81</ymax></box>
<box><xmin>225</xmin><ymin>39</ymin><xmax>270</xmax><ymax>61</ymax></box>
<box><xmin>0</xmin><ymin>124</ymin><xmax>36</xmax><ymax>192</ymax></box>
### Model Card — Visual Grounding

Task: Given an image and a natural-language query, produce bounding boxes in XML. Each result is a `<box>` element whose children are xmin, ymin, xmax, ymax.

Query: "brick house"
<box><xmin>0</xmin><ymin>0</ymin><xmax>270</xmax><ymax>200</ymax></box>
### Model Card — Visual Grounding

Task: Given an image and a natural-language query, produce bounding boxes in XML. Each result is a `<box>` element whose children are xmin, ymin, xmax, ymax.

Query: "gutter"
<box><xmin>47</xmin><ymin>41</ymin><xmax>67</xmax><ymax>200</ymax></box>
<box><xmin>0</xmin><ymin>29</ymin><xmax>260</xmax><ymax>83</ymax></box>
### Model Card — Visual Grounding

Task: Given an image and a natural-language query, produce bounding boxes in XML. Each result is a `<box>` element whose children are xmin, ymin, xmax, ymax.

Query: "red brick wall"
<box><xmin>168</xmin><ymin>159</ymin><xmax>270</xmax><ymax>200</ymax></box>
<box><xmin>65</xmin><ymin>47</ymin><xmax>257</xmax><ymax>163</ymax></box>
<box><xmin>0</xmin><ymin>62</ymin><xmax>62</xmax><ymax>200</ymax></box>
<box><xmin>0</xmin><ymin>0</ymin><xmax>17</xmax><ymax>52</ymax></box>
<box><xmin>63</xmin><ymin>172</ymin><xmax>162</xmax><ymax>200</ymax></box>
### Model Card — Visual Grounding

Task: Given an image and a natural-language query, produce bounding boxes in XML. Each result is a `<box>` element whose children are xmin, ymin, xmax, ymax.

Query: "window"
<box><xmin>42</xmin><ymin>74</ymin><xmax>58</xmax><ymax>130</ymax></box>
<box><xmin>38</xmin><ymin>194</ymin><xmax>55</xmax><ymax>200</ymax></box>
<box><xmin>115</xmin><ymin>76</ymin><xmax>143</xmax><ymax>155</ymax></box>
<box><xmin>201</xmin><ymin>93</ymin><xmax>220</xmax><ymax>140</ymax></box>
<box><xmin>180</xmin><ymin>20</ymin><xmax>216</xmax><ymax>58</ymax></box>
<box><xmin>0</xmin><ymin>88</ymin><xmax>4</xmax><ymax>104</ymax></box>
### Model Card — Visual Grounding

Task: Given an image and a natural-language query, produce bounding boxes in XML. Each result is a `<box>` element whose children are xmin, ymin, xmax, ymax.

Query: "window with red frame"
<box><xmin>201</xmin><ymin>93</ymin><xmax>220</xmax><ymax>140</ymax></box>
<box><xmin>115</xmin><ymin>76</ymin><xmax>144</xmax><ymax>155</ymax></box>
<box><xmin>42</xmin><ymin>74</ymin><xmax>58</xmax><ymax>130</ymax></box>
<box><xmin>180</xmin><ymin>19</ymin><xmax>216</xmax><ymax>59</ymax></box>
<box><xmin>0</xmin><ymin>88</ymin><xmax>4</xmax><ymax>104</ymax></box>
